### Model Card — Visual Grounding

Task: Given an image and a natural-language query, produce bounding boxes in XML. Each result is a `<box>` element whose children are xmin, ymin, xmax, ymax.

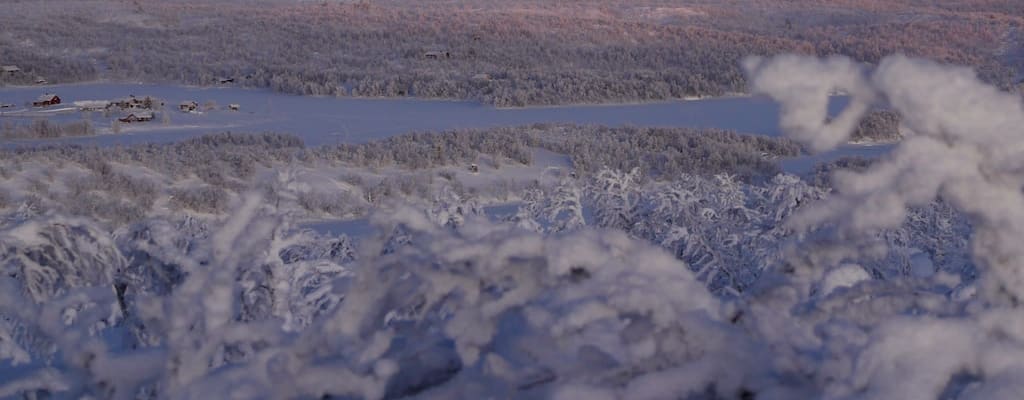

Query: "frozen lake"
<box><xmin>0</xmin><ymin>82</ymin><xmax>854</xmax><ymax>147</ymax></box>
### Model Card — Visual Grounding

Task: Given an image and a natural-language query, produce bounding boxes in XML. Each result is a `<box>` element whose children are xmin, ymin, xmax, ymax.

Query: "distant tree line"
<box><xmin>1</xmin><ymin>120</ymin><xmax>96</xmax><ymax>140</ymax></box>
<box><xmin>0</xmin><ymin>0</ymin><xmax>1018</xmax><ymax>105</ymax></box>
<box><xmin>310</xmin><ymin>124</ymin><xmax>802</xmax><ymax>181</ymax></box>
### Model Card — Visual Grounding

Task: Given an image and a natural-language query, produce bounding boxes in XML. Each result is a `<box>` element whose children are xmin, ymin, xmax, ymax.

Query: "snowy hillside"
<box><xmin>1</xmin><ymin>54</ymin><xmax>1022</xmax><ymax>399</ymax></box>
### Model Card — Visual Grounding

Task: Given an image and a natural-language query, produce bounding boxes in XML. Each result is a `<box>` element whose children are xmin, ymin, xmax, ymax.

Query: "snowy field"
<box><xmin>0</xmin><ymin>83</ymin><xmax>853</xmax><ymax>147</ymax></box>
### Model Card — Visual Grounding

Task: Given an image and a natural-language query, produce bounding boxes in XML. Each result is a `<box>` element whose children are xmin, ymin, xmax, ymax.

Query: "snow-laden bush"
<box><xmin>0</xmin><ymin>197</ymin><xmax>365</xmax><ymax>399</ymax></box>
<box><xmin>0</xmin><ymin>194</ymin><xmax>781</xmax><ymax>399</ymax></box>
<box><xmin>0</xmin><ymin>182</ymin><xmax>995</xmax><ymax>398</ymax></box>
<box><xmin>0</xmin><ymin>183</ymin><xmax>981</xmax><ymax>399</ymax></box>
<box><xmin>510</xmin><ymin>170</ymin><xmax>830</xmax><ymax>295</ymax></box>
<box><xmin>0</xmin><ymin>216</ymin><xmax>124</xmax><ymax>303</ymax></box>
<box><xmin>744</xmin><ymin>53</ymin><xmax>1024</xmax><ymax>399</ymax></box>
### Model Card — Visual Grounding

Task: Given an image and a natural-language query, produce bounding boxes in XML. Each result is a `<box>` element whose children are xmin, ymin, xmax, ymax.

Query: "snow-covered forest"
<box><xmin>3</xmin><ymin>0</ymin><xmax>1024</xmax><ymax>397</ymax></box>
<box><xmin>0</xmin><ymin>124</ymin><xmax>800</xmax><ymax>225</ymax></box>
<box><xmin>2</xmin><ymin>52</ymin><xmax>1024</xmax><ymax>399</ymax></box>
<box><xmin>1</xmin><ymin>0</ymin><xmax>1021</xmax><ymax>106</ymax></box>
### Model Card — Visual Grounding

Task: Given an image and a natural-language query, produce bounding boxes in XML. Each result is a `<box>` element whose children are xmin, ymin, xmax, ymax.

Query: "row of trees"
<box><xmin>0</xmin><ymin>115</ymin><xmax>923</xmax><ymax>228</ymax></box>
<box><xmin>311</xmin><ymin>124</ymin><xmax>802</xmax><ymax>181</ymax></box>
<box><xmin>0</xmin><ymin>124</ymin><xmax>801</xmax><ymax>226</ymax></box>
<box><xmin>0</xmin><ymin>120</ymin><xmax>96</xmax><ymax>140</ymax></box>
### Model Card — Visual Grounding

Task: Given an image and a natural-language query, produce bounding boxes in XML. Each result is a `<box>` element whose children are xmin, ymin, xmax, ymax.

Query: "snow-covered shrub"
<box><xmin>0</xmin><ymin>197</ymin><xmax>379</xmax><ymax>399</ymax></box>
<box><xmin>0</xmin><ymin>194</ymin><xmax>773</xmax><ymax>399</ymax></box>
<box><xmin>0</xmin><ymin>216</ymin><xmax>123</xmax><ymax>303</ymax></box>
<box><xmin>512</xmin><ymin>169</ymin><xmax>829</xmax><ymax>295</ymax></box>
<box><xmin>425</xmin><ymin>187</ymin><xmax>482</xmax><ymax>228</ymax></box>
<box><xmin>744</xmin><ymin>53</ymin><xmax>1024</xmax><ymax>398</ymax></box>
<box><xmin>169</xmin><ymin>186</ymin><xmax>229</xmax><ymax>214</ymax></box>
<box><xmin>341</xmin><ymin>206</ymin><xmax>772</xmax><ymax>399</ymax></box>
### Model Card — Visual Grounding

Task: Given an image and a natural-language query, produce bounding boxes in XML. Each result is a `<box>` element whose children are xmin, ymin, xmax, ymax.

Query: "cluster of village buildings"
<box><xmin>18</xmin><ymin>93</ymin><xmax>240</xmax><ymax>115</ymax></box>
<box><xmin>2</xmin><ymin>87</ymin><xmax>241</xmax><ymax>129</ymax></box>
<box><xmin>16</xmin><ymin>93</ymin><xmax>163</xmax><ymax>123</ymax></box>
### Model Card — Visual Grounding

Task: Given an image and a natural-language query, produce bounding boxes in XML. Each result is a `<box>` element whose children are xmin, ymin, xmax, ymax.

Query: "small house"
<box><xmin>119</xmin><ymin>111</ymin><xmax>154</xmax><ymax>123</ymax></box>
<box><xmin>228</xmin><ymin>103</ymin><xmax>240</xmax><ymax>111</ymax></box>
<box><xmin>34</xmin><ymin>77</ymin><xmax>47</xmax><ymax>85</ymax></box>
<box><xmin>179</xmin><ymin>101</ymin><xmax>198</xmax><ymax>112</ymax></box>
<box><xmin>424</xmin><ymin>51</ymin><xmax>451</xmax><ymax>60</ymax></box>
<box><xmin>468</xmin><ymin>163</ymin><xmax>479</xmax><ymax>173</ymax></box>
<box><xmin>217</xmin><ymin>77</ymin><xmax>235</xmax><ymax>84</ymax></box>
<box><xmin>0</xmin><ymin>103</ymin><xmax>14</xmax><ymax>109</ymax></box>
<box><xmin>1</xmin><ymin>65</ymin><xmax>20</xmax><ymax>76</ymax></box>
<box><xmin>32</xmin><ymin>94</ymin><xmax>61</xmax><ymax>107</ymax></box>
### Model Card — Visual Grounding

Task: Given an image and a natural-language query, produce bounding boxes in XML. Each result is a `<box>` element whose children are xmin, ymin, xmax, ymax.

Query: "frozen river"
<box><xmin>0</xmin><ymin>82</ymin><xmax>855</xmax><ymax>147</ymax></box>
<box><xmin>0</xmin><ymin>82</ymin><xmax>885</xmax><ymax>172</ymax></box>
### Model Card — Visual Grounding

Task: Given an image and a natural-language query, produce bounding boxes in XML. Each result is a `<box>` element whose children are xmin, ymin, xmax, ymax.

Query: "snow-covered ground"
<box><xmin>0</xmin><ymin>83</ymin><xmax>854</xmax><ymax>147</ymax></box>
